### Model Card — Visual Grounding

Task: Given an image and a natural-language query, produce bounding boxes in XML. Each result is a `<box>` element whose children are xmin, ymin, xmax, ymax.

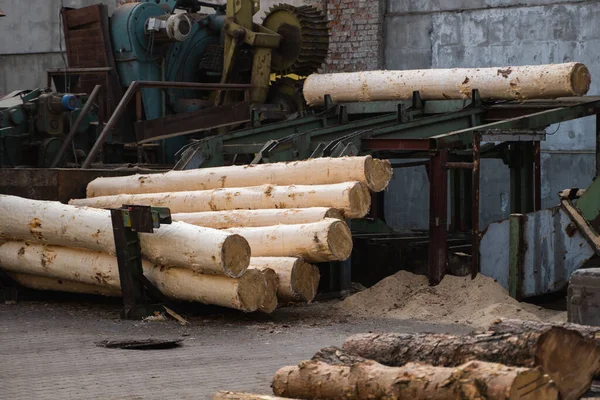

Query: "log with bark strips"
<box><xmin>342</xmin><ymin>328</ymin><xmax>598</xmax><ymax>400</ymax></box>
<box><xmin>71</xmin><ymin>182</ymin><xmax>371</xmax><ymax>219</ymax></box>
<box><xmin>272</xmin><ymin>354</ymin><xmax>558</xmax><ymax>400</ymax></box>
<box><xmin>227</xmin><ymin>219</ymin><xmax>352</xmax><ymax>263</ymax></box>
<box><xmin>213</xmin><ymin>392</ymin><xmax>296</xmax><ymax>400</ymax></box>
<box><xmin>303</xmin><ymin>62</ymin><xmax>591</xmax><ymax>106</ymax></box>
<box><xmin>250</xmin><ymin>257</ymin><xmax>319</xmax><ymax>303</ymax></box>
<box><xmin>173</xmin><ymin>207</ymin><xmax>343</xmax><ymax>229</ymax></box>
<box><xmin>86</xmin><ymin>155</ymin><xmax>392</xmax><ymax>197</ymax></box>
<box><xmin>0</xmin><ymin>241</ymin><xmax>267</xmax><ymax>312</ymax></box>
<box><xmin>0</xmin><ymin>195</ymin><xmax>250</xmax><ymax>278</ymax></box>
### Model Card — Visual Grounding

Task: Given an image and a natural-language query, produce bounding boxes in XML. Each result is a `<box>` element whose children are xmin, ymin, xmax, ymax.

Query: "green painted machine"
<box><xmin>0</xmin><ymin>89</ymin><xmax>100</xmax><ymax>167</ymax></box>
<box><xmin>0</xmin><ymin>0</ymin><xmax>328</xmax><ymax>168</ymax></box>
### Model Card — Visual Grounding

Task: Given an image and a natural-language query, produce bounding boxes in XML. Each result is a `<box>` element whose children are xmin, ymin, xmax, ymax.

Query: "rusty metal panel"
<box><xmin>0</xmin><ymin>169</ymin><xmax>144</xmax><ymax>203</ymax></box>
<box><xmin>480</xmin><ymin>206</ymin><xmax>595</xmax><ymax>299</ymax></box>
<box><xmin>135</xmin><ymin>102</ymin><xmax>252</xmax><ymax>144</ymax></box>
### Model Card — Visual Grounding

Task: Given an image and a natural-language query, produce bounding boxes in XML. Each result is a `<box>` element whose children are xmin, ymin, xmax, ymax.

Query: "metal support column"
<box><xmin>449</xmin><ymin>168</ymin><xmax>473</xmax><ymax>232</ymax></box>
<box><xmin>428</xmin><ymin>149</ymin><xmax>448</xmax><ymax>285</ymax></box>
<box><xmin>110</xmin><ymin>204</ymin><xmax>174</xmax><ymax>320</ymax></box>
<box><xmin>596</xmin><ymin>114</ymin><xmax>600</xmax><ymax>177</ymax></box>
<box><xmin>534</xmin><ymin>141</ymin><xmax>542</xmax><ymax>211</ymax></box>
<box><xmin>472</xmin><ymin>134</ymin><xmax>481</xmax><ymax>278</ymax></box>
<box><xmin>508</xmin><ymin>213</ymin><xmax>526</xmax><ymax>300</ymax></box>
<box><xmin>509</xmin><ymin>142</ymin><xmax>535</xmax><ymax>214</ymax></box>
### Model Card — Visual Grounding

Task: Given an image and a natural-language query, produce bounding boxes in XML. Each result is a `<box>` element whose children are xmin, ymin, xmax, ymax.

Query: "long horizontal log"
<box><xmin>250</xmin><ymin>257</ymin><xmax>319</xmax><ymax>303</ymax></box>
<box><xmin>0</xmin><ymin>195</ymin><xmax>250</xmax><ymax>278</ymax></box>
<box><xmin>213</xmin><ymin>392</ymin><xmax>295</xmax><ymax>400</ymax></box>
<box><xmin>343</xmin><ymin>328</ymin><xmax>598</xmax><ymax>400</ymax></box>
<box><xmin>86</xmin><ymin>155</ymin><xmax>392</xmax><ymax>197</ymax></box>
<box><xmin>227</xmin><ymin>219</ymin><xmax>352</xmax><ymax>263</ymax></box>
<box><xmin>71</xmin><ymin>182</ymin><xmax>371</xmax><ymax>219</ymax></box>
<box><xmin>272</xmin><ymin>357</ymin><xmax>558</xmax><ymax>400</ymax></box>
<box><xmin>173</xmin><ymin>208</ymin><xmax>343</xmax><ymax>229</ymax></box>
<box><xmin>303</xmin><ymin>62</ymin><xmax>591</xmax><ymax>106</ymax></box>
<box><xmin>8</xmin><ymin>272</ymin><xmax>121</xmax><ymax>297</ymax></box>
<box><xmin>0</xmin><ymin>242</ymin><xmax>266</xmax><ymax>312</ymax></box>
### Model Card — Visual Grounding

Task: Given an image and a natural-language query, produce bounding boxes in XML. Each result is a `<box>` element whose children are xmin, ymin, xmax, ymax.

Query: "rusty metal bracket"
<box><xmin>559</xmin><ymin>190</ymin><xmax>600</xmax><ymax>256</ymax></box>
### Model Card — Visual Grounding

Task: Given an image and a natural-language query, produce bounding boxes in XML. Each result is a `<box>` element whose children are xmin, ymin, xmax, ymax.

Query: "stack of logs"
<box><xmin>0</xmin><ymin>156</ymin><xmax>392</xmax><ymax>313</ymax></box>
<box><xmin>215</xmin><ymin>319</ymin><xmax>600</xmax><ymax>400</ymax></box>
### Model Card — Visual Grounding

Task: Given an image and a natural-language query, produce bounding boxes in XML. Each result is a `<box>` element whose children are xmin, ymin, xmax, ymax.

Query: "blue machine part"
<box><xmin>110</xmin><ymin>2</ymin><xmax>165</xmax><ymax>121</ymax></box>
<box><xmin>61</xmin><ymin>94</ymin><xmax>78</xmax><ymax>111</ymax></box>
<box><xmin>110</xmin><ymin>1</ymin><xmax>225</xmax><ymax>164</ymax></box>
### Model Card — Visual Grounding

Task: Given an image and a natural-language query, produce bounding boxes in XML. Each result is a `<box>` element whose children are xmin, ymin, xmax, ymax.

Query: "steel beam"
<box><xmin>430</xmin><ymin>99</ymin><xmax>600</xmax><ymax>149</ymax></box>
<box><xmin>428</xmin><ymin>149</ymin><xmax>449</xmax><ymax>285</ymax></box>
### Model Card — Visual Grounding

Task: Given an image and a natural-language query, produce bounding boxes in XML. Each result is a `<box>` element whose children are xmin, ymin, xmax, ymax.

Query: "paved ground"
<box><xmin>0</xmin><ymin>293</ymin><xmax>472</xmax><ymax>399</ymax></box>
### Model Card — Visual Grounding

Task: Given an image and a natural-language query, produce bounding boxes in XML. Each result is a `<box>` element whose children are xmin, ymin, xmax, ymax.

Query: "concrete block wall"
<box><xmin>384</xmin><ymin>0</ymin><xmax>600</xmax><ymax>231</ymax></box>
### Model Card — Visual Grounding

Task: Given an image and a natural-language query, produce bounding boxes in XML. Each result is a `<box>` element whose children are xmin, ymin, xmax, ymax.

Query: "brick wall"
<box><xmin>324</xmin><ymin>0</ymin><xmax>384</xmax><ymax>72</ymax></box>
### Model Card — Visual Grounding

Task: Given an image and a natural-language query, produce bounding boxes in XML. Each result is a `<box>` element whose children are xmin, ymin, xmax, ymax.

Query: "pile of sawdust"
<box><xmin>337</xmin><ymin>271</ymin><xmax>567</xmax><ymax>328</ymax></box>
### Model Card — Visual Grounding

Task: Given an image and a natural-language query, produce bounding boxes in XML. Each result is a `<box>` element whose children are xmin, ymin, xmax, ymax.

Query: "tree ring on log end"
<box><xmin>347</xmin><ymin>182</ymin><xmax>371</xmax><ymax>218</ymax></box>
<box><xmin>222</xmin><ymin>234</ymin><xmax>251</xmax><ymax>278</ymax></box>
<box><xmin>570</xmin><ymin>63</ymin><xmax>591</xmax><ymax>96</ymax></box>
<box><xmin>292</xmin><ymin>260</ymin><xmax>320</xmax><ymax>302</ymax></box>
<box><xmin>536</xmin><ymin>327</ymin><xmax>599</xmax><ymax>400</ymax></box>
<box><xmin>364</xmin><ymin>156</ymin><xmax>393</xmax><ymax>192</ymax></box>
<box><xmin>326</xmin><ymin>220</ymin><xmax>352</xmax><ymax>261</ymax></box>
<box><xmin>237</xmin><ymin>269</ymin><xmax>267</xmax><ymax>312</ymax></box>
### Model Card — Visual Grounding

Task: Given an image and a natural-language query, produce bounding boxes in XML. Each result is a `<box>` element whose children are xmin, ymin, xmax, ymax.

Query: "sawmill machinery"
<box><xmin>0</xmin><ymin>0</ymin><xmax>329</xmax><ymax>167</ymax></box>
<box><xmin>0</xmin><ymin>89</ymin><xmax>101</xmax><ymax>167</ymax></box>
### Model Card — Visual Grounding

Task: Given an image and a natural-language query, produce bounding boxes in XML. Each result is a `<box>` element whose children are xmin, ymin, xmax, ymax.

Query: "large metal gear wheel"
<box><xmin>262</xmin><ymin>4</ymin><xmax>329</xmax><ymax>76</ymax></box>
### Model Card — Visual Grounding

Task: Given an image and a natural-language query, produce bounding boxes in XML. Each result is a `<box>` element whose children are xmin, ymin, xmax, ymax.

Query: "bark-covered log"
<box><xmin>8</xmin><ymin>272</ymin><xmax>121</xmax><ymax>297</ymax></box>
<box><xmin>271</xmin><ymin>358</ymin><xmax>558</xmax><ymax>400</ymax></box>
<box><xmin>250</xmin><ymin>257</ymin><xmax>319</xmax><ymax>303</ymax></box>
<box><xmin>0</xmin><ymin>195</ymin><xmax>250</xmax><ymax>277</ymax></box>
<box><xmin>213</xmin><ymin>392</ymin><xmax>295</xmax><ymax>400</ymax></box>
<box><xmin>311</xmin><ymin>346</ymin><xmax>367</xmax><ymax>366</ymax></box>
<box><xmin>227</xmin><ymin>219</ymin><xmax>352</xmax><ymax>263</ymax></box>
<box><xmin>86</xmin><ymin>155</ymin><xmax>392</xmax><ymax>197</ymax></box>
<box><xmin>489</xmin><ymin>318</ymin><xmax>600</xmax><ymax>345</ymax></box>
<box><xmin>0</xmin><ymin>242</ymin><xmax>267</xmax><ymax>312</ymax></box>
<box><xmin>343</xmin><ymin>328</ymin><xmax>598</xmax><ymax>400</ymax></box>
<box><xmin>303</xmin><ymin>62</ymin><xmax>591</xmax><ymax>106</ymax></box>
<box><xmin>71</xmin><ymin>182</ymin><xmax>371</xmax><ymax>219</ymax></box>
<box><xmin>173</xmin><ymin>207</ymin><xmax>343</xmax><ymax>229</ymax></box>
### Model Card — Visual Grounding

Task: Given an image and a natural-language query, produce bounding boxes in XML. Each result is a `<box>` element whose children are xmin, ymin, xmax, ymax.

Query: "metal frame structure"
<box><xmin>175</xmin><ymin>91</ymin><xmax>600</xmax><ymax>285</ymax></box>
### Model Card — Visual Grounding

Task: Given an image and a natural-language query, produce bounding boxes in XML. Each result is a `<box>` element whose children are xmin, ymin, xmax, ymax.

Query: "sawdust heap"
<box><xmin>337</xmin><ymin>271</ymin><xmax>567</xmax><ymax>328</ymax></box>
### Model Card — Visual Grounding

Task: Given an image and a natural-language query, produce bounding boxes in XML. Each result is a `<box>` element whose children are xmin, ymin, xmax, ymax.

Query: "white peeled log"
<box><xmin>173</xmin><ymin>207</ymin><xmax>344</xmax><ymax>229</ymax></box>
<box><xmin>303</xmin><ymin>62</ymin><xmax>592</xmax><ymax>106</ymax></box>
<box><xmin>7</xmin><ymin>273</ymin><xmax>120</xmax><ymax>297</ymax></box>
<box><xmin>85</xmin><ymin>155</ymin><xmax>392</xmax><ymax>197</ymax></box>
<box><xmin>227</xmin><ymin>219</ymin><xmax>352</xmax><ymax>263</ymax></box>
<box><xmin>0</xmin><ymin>241</ymin><xmax>266</xmax><ymax>312</ymax></box>
<box><xmin>250</xmin><ymin>257</ymin><xmax>320</xmax><ymax>303</ymax></box>
<box><xmin>71</xmin><ymin>182</ymin><xmax>371</xmax><ymax>219</ymax></box>
<box><xmin>0</xmin><ymin>195</ymin><xmax>250</xmax><ymax>278</ymax></box>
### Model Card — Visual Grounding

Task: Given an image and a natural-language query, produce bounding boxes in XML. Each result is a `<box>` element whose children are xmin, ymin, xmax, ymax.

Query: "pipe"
<box><xmin>81</xmin><ymin>81</ymin><xmax>253</xmax><ymax>169</ymax></box>
<box><xmin>51</xmin><ymin>85</ymin><xmax>102</xmax><ymax>168</ymax></box>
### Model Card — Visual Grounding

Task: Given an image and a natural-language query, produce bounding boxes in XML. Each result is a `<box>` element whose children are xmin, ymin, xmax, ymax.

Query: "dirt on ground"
<box><xmin>336</xmin><ymin>271</ymin><xmax>567</xmax><ymax>328</ymax></box>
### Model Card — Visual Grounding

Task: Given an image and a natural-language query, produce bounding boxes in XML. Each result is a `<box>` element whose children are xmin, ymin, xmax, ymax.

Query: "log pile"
<box><xmin>0</xmin><ymin>156</ymin><xmax>392</xmax><ymax>313</ymax></box>
<box><xmin>217</xmin><ymin>319</ymin><xmax>600</xmax><ymax>399</ymax></box>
